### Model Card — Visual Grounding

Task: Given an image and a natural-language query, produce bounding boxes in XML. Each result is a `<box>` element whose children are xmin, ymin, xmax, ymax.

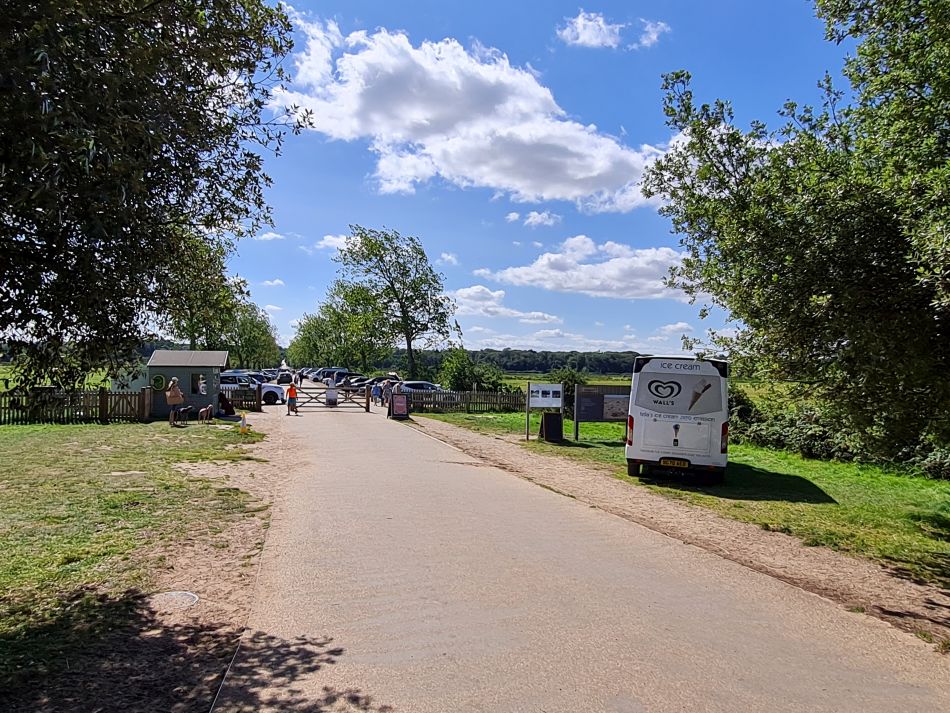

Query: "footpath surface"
<box><xmin>213</xmin><ymin>407</ymin><xmax>950</xmax><ymax>712</ymax></box>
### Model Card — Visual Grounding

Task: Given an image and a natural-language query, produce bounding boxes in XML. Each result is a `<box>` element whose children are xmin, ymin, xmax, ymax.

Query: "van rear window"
<box><xmin>634</xmin><ymin>374</ymin><xmax>722</xmax><ymax>415</ymax></box>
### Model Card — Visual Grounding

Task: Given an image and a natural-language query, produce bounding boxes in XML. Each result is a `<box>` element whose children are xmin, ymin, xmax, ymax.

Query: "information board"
<box><xmin>528</xmin><ymin>383</ymin><xmax>563</xmax><ymax>408</ymax></box>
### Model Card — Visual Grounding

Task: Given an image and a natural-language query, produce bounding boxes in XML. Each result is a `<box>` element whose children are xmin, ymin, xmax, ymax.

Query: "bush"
<box><xmin>912</xmin><ymin>447</ymin><xmax>950</xmax><ymax>480</ymax></box>
<box><xmin>548</xmin><ymin>366</ymin><xmax>588</xmax><ymax>420</ymax></box>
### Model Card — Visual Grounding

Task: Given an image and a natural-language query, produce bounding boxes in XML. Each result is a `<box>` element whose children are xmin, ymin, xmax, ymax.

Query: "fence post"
<box><xmin>139</xmin><ymin>386</ymin><xmax>149</xmax><ymax>421</ymax></box>
<box><xmin>364</xmin><ymin>386</ymin><xmax>370</xmax><ymax>412</ymax></box>
<box><xmin>256</xmin><ymin>383</ymin><xmax>262</xmax><ymax>412</ymax></box>
<box><xmin>98</xmin><ymin>387</ymin><xmax>109</xmax><ymax>424</ymax></box>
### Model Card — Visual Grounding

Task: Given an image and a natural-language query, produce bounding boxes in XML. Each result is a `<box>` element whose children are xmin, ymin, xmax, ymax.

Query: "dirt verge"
<box><xmin>406</xmin><ymin>416</ymin><xmax>950</xmax><ymax>649</ymax></box>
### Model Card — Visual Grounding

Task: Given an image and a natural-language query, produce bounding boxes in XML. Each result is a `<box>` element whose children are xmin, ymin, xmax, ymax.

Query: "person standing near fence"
<box><xmin>165</xmin><ymin>377</ymin><xmax>184</xmax><ymax>427</ymax></box>
<box><xmin>371</xmin><ymin>382</ymin><xmax>382</xmax><ymax>406</ymax></box>
<box><xmin>287</xmin><ymin>382</ymin><xmax>298</xmax><ymax>416</ymax></box>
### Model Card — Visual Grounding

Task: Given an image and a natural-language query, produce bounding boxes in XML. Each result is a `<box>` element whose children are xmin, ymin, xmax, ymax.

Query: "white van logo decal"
<box><xmin>648</xmin><ymin>381</ymin><xmax>681</xmax><ymax>399</ymax></box>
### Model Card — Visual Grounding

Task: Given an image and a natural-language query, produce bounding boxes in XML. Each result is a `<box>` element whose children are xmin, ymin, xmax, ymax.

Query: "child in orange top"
<box><xmin>286</xmin><ymin>383</ymin><xmax>298</xmax><ymax>415</ymax></box>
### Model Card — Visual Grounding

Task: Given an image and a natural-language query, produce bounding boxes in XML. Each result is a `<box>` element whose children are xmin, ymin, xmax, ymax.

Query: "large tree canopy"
<box><xmin>334</xmin><ymin>226</ymin><xmax>456</xmax><ymax>379</ymax></box>
<box><xmin>0</xmin><ymin>0</ymin><xmax>303</xmax><ymax>387</ymax></box>
<box><xmin>642</xmin><ymin>0</ymin><xmax>950</xmax><ymax>456</ymax></box>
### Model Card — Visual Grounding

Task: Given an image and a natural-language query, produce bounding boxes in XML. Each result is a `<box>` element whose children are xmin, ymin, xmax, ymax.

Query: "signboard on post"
<box><xmin>525</xmin><ymin>382</ymin><xmax>563</xmax><ymax>441</ymax></box>
<box><xmin>573</xmin><ymin>384</ymin><xmax>632</xmax><ymax>440</ymax></box>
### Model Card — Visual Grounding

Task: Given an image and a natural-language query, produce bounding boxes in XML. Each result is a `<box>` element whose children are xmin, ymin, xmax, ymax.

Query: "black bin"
<box><xmin>539</xmin><ymin>412</ymin><xmax>563</xmax><ymax>443</ymax></box>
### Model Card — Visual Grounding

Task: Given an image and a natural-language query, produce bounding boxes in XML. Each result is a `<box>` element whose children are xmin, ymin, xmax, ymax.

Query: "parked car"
<box><xmin>220</xmin><ymin>373</ymin><xmax>286</xmax><ymax>405</ymax></box>
<box><xmin>276</xmin><ymin>370</ymin><xmax>293</xmax><ymax>385</ymax></box>
<box><xmin>398</xmin><ymin>380</ymin><xmax>445</xmax><ymax>393</ymax></box>
<box><xmin>362</xmin><ymin>375</ymin><xmax>398</xmax><ymax>388</ymax></box>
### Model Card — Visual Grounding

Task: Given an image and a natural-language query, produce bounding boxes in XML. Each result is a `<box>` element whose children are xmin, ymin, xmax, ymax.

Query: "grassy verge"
<box><xmin>420</xmin><ymin>412</ymin><xmax>950</xmax><ymax>589</ymax></box>
<box><xmin>0</xmin><ymin>420</ymin><xmax>265</xmax><ymax>690</ymax></box>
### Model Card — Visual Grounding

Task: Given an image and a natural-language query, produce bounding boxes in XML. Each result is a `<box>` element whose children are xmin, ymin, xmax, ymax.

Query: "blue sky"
<box><xmin>234</xmin><ymin>1</ymin><xmax>849</xmax><ymax>352</ymax></box>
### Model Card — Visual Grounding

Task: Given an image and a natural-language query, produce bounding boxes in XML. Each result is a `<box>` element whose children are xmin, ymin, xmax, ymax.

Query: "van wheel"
<box><xmin>639</xmin><ymin>463</ymin><xmax>653</xmax><ymax>478</ymax></box>
<box><xmin>626</xmin><ymin>460</ymin><xmax>639</xmax><ymax>477</ymax></box>
<box><xmin>263</xmin><ymin>392</ymin><xmax>278</xmax><ymax>405</ymax></box>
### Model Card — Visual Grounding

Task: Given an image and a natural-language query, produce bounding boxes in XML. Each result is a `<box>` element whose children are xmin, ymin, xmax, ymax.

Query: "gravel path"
<box><xmin>407</xmin><ymin>415</ymin><xmax>950</xmax><ymax>645</ymax></box>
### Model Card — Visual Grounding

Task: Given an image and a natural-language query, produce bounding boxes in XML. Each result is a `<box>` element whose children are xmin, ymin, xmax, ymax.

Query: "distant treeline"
<box><xmin>377</xmin><ymin>349</ymin><xmax>639</xmax><ymax>376</ymax></box>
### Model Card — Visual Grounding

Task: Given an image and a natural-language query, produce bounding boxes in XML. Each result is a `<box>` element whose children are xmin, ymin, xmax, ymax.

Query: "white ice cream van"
<box><xmin>625</xmin><ymin>355</ymin><xmax>729</xmax><ymax>483</ymax></box>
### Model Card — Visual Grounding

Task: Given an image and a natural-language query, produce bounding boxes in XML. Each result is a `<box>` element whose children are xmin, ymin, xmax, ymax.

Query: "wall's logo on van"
<box><xmin>648</xmin><ymin>380</ymin><xmax>682</xmax><ymax>399</ymax></box>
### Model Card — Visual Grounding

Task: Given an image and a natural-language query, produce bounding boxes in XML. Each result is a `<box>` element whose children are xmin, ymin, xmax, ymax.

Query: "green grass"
<box><xmin>419</xmin><ymin>412</ymin><xmax>950</xmax><ymax>589</ymax></box>
<box><xmin>0</xmin><ymin>420</ymin><xmax>265</xmax><ymax>688</ymax></box>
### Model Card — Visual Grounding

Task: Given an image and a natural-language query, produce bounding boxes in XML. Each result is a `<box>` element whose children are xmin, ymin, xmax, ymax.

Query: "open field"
<box><xmin>0</xmin><ymin>420</ymin><xmax>265</xmax><ymax>694</ymax></box>
<box><xmin>501</xmin><ymin>372</ymin><xmax>630</xmax><ymax>391</ymax></box>
<box><xmin>419</xmin><ymin>412</ymin><xmax>950</xmax><ymax>589</ymax></box>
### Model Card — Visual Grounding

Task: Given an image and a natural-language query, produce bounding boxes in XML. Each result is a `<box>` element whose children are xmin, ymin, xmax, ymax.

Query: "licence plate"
<box><xmin>659</xmin><ymin>458</ymin><xmax>690</xmax><ymax>468</ymax></box>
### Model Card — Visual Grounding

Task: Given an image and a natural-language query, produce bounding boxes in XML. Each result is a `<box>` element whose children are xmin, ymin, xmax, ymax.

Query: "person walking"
<box><xmin>371</xmin><ymin>382</ymin><xmax>382</xmax><ymax>406</ymax></box>
<box><xmin>287</xmin><ymin>382</ymin><xmax>298</xmax><ymax>415</ymax></box>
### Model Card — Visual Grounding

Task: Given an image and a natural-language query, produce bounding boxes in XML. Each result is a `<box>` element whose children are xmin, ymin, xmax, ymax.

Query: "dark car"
<box><xmin>276</xmin><ymin>370</ymin><xmax>293</xmax><ymax>385</ymax></box>
<box><xmin>398</xmin><ymin>380</ymin><xmax>444</xmax><ymax>392</ymax></box>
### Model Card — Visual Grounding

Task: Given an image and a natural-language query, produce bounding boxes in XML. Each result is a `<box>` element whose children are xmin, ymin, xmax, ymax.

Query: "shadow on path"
<box><xmin>0</xmin><ymin>588</ymin><xmax>393</xmax><ymax>712</ymax></box>
<box><xmin>217</xmin><ymin>631</ymin><xmax>394</xmax><ymax>712</ymax></box>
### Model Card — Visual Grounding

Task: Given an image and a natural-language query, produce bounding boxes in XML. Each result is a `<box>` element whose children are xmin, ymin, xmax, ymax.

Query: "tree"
<box><xmin>0</xmin><ymin>0</ymin><xmax>305</xmax><ymax>388</ymax></box>
<box><xmin>223</xmin><ymin>303</ymin><xmax>280</xmax><ymax>369</ymax></box>
<box><xmin>163</xmin><ymin>234</ymin><xmax>248</xmax><ymax>350</ymax></box>
<box><xmin>817</xmin><ymin>0</ymin><xmax>950</xmax><ymax>309</ymax></box>
<box><xmin>334</xmin><ymin>226</ymin><xmax>456</xmax><ymax>378</ymax></box>
<box><xmin>287</xmin><ymin>281</ymin><xmax>395</xmax><ymax>371</ymax></box>
<box><xmin>439</xmin><ymin>348</ymin><xmax>505</xmax><ymax>391</ymax></box>
<box><xmin>642</xmin><ymin>65</ymin><xmax>950</xmax><ymax>455</ymax></box>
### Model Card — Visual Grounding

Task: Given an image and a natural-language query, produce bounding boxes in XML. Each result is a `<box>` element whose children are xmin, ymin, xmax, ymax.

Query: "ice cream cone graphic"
<box><xmin>672</xmin><ymin>423</ymin><xmax>680</xmax><ymax>447</ymax></box>
<box><xmin>688</xmin><ymin>379</ymin><xmax>712</xmax><ymax>411</ymax></box>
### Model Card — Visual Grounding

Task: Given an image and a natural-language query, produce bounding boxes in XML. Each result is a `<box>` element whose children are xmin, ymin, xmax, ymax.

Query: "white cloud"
<box><xmin>453</xmin><ymin>284</ymin><xmax>562</xmax><ymax>324</ymax></box>
<box><xmin>505</xmin><ymin>212</ymin><xmax>521</xmax><ymax>223</ymax></box>
<box><xmin>300</xmin><ymin>233</ymin><xmax>348</xmax><ymax>255</ymax></box>
<box><xmin>594</xmin><ymin>321</ymin><xmax>605</xmax><ymax>327</ymax></box>
<box><xmin>279</xmin><ymin>17</ymin><xmax>668</xmax><ymax>213</ymax></box>
<box><xmin>531</xmin><ymin>241</ymin><xmax>544</xmax><ymax>249</ymax></box>
<box><xmin>264</xmin><ymin>304</ymin><xmax>283</xmax><ymax>312</ymax></box>
<box><xmin>656</xmin><ymin>321</ymin><xmax>693</xmax><ymax>336</ymax></box>
<box><xmin>475</xmin><ymin>234</ymin><xmax>686</xmax><ymax>300</ymax></box>
<box><xmin>470</xmin><ymin>328</ymin><xmax>664</xmax><ymax>353</ymax></box>
<box><xmin>632</xmin><ymin>19</ymin><xmax>671</xmax><ymax>49</ymax></box>
<box><xmin>438</xmin><ymin>252</ymin><xmax>459</xmax><ymax>266</ymax></box>
<box><xmin>255</xmin><ymin>231</ymin><xmax>285</xmax><ymax>241</ymax></box>
<box><xmin>512</xmin><ymin>240</ymin><xmax>522</xmax><ymax>246</ymax></box>
<box><xmin>557</xmin><ymin>10</ymin><xmax>625</xmax><ymax>48</ymax></box>
<box><xmin>524</xmin><ymin>210</ymin><xmax>561</xmax><ymax>227</ymax></box>
<box><xmin>261</xmin><ymin>278</ymin><xmax>285</xmax><ymax>287</ymax></box>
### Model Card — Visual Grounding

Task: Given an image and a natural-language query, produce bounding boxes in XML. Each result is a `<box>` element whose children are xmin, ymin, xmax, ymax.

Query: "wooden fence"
<box><xmin>405</xmin><ymin>390</ymin><xmax>525</xmax><ymax>414</ymax></box>
<box><xmin>227</xmin><ymin>386</ymin><xmax>263</xmax><ymax>412</ymax></box>
<box><xmin>0</xmin><ymin>387</ymin><xmax>153</xmax><ymax>425</ymax></box>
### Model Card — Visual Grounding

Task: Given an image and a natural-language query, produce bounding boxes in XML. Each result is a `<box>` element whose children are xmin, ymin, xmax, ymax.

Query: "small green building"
<box><xmin>146</xmin><ymin>350</ymin><xmax>229</xmax><ymax>419</ymax></box>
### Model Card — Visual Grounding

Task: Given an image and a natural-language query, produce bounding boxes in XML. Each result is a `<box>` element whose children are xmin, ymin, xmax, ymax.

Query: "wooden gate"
<box><xmin>294</xmin><ymin>384</ymin><xmax>370</xmax><ymax>412</ymax></box>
